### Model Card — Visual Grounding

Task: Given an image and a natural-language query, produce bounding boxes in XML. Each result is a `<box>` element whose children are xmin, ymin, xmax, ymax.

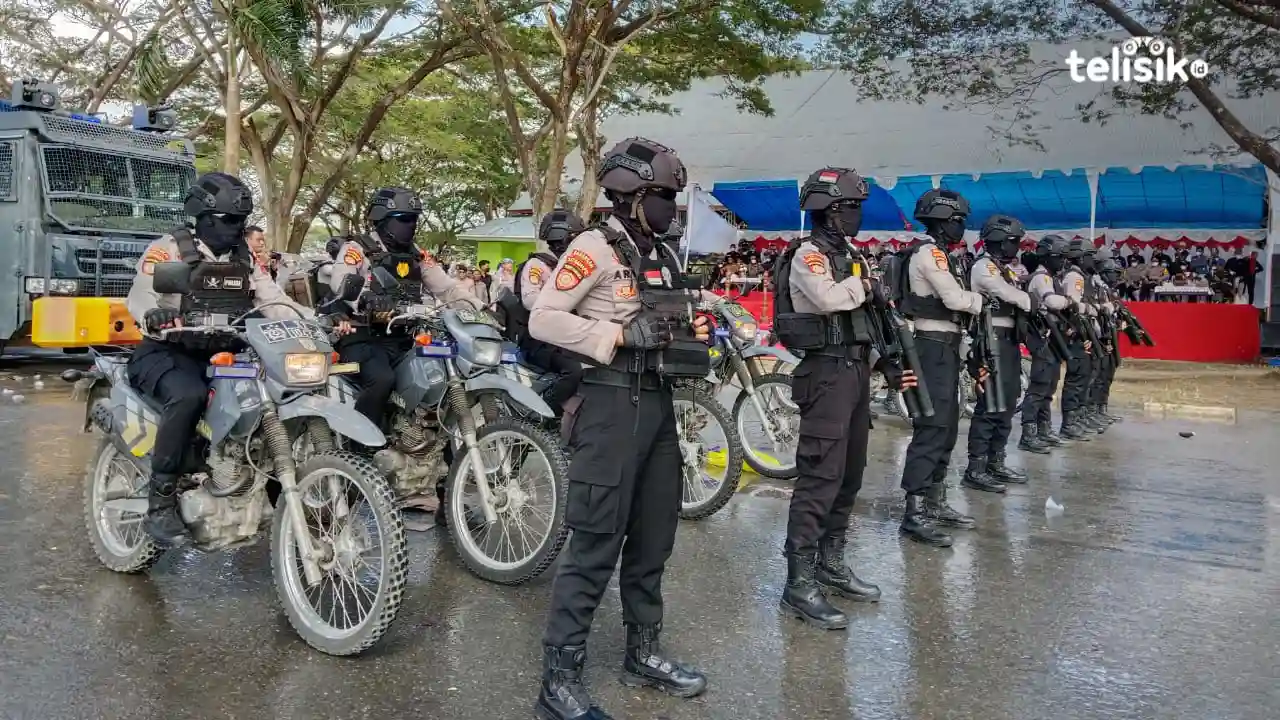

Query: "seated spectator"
<box><xmin>1123</xmin><ymin>260</ymin><xmax>1147</xmax><ymax>300</ymax></box>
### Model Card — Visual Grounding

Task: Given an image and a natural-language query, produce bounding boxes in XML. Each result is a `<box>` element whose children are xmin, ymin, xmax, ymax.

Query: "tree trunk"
<box><xmin>223</xmin><ymin>37</ymin><xmax>241</xmax><ymax>173</ymax></box>
<box><xmin>531</xmin><ymin>119</ymin><xmax>572</xmax><ymax>220</ymax></box>
<box><xmin>574</xmin><ymin>107</ymin><xmax>604</xmax><ymax>222</ymax></box>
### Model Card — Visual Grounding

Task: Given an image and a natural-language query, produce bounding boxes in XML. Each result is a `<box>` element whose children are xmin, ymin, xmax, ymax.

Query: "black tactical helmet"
<box><xmin>1036</xmin><ymin>233</ymin><xmax>1070</xmax><ymax>256</ymax></box>
<box><xmin>1093</xmin><ymin>245</ymin><xmax>1113</xmax><ymax>261</ymax></box>
<box><xmin>183</xmin><ymin>172</ymin><xmax>253</xmax><ymax>218</ymax></box>
<box><xmin>538</xmin><ymin>209</ymin><xmax>585</xmax><ymax>246</ymax></box>
<box><xmin>325</xmin><ymin>237</ymin><xmax>343</xmax><ymax>259</ymax></box>
<box><xmin>597</xmin><ymin>137</ymin><xmax>687</xmax><ymax>195</ymax></box>
<box><xmin>1065</xmin><ymin>236</ymin><xmax>1089</xmax><ymax>260</ymax></box>
<box><xmin>800</xmin><ymin>167</ymin><xmax>870</xmax><ymax>211</ymax></box>
<box><xmin>980</xmin><ymin>214</ymin><xmax>1026</xmax><ymax>243</ymax></box>
<box><xmin>914</xmin><ymin>188</ymin><xmax>970</xmax><ymax>222</ymax></box>
<box><xmin>367</xmin><ymin>187</ymin><xmax>423</xmax><ymax>224</ymax></box>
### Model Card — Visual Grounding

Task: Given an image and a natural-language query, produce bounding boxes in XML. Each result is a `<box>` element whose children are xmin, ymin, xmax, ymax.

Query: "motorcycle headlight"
<box><xmin>284</xmin><ymin>353</ymin><xmax>328</xmax><ymax>385</ymax></box>
<box><xmin>469</xmin><ymin>338</ymin><xmax>503</xmax><ymax>367</ymax></box>
<box><xmin>732</xmin><ymin>320</ymin><xmax>758</xmax><ymax>341</ymax></box>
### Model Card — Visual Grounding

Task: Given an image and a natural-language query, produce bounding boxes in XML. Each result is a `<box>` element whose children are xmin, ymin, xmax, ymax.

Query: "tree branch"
<box><xmin>309</xmin><ymin>3</ymin><xmax>404</xmax><ymax>126</ymax></box>
<box><xmin>1214</xmin><ymin>0</ymin><xmax>1280</xmax><ymax>30</ymax></box>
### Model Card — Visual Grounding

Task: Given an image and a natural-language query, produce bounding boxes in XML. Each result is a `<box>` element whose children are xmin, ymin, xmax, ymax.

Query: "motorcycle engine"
<box><xmin>374</xmin><ymin>408</ymin><xmax>448</xmax><ymax>498</ymax></box>
<box><xmin>179</xmin><ymin>444</ymin><xmax>271</xmax><ymax>549</ymax></box>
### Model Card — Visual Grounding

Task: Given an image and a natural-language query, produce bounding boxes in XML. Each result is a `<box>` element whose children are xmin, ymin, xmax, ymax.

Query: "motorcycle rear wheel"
<box><xmin>272</xmin><ymin>450</ymin><xmax>408</xmax><ymax>656</ymax></box>
<box><xmin>733</xmin><ymin>372</ymin><xmax>799</xmax><ymax>479</ymax></box>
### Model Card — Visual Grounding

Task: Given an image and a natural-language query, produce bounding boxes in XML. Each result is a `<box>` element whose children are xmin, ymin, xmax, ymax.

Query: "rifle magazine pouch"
<box><xmin>773</xmin><ymin>313</ymin><xmax>827</xmax><ymax>350</ymax></box>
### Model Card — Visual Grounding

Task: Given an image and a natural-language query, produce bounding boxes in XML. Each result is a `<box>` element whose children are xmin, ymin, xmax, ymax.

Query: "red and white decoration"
<box><xmin>742</xmin><ymin>228</ymin><xmax>1264</xmax><ymax>254</ymax></box>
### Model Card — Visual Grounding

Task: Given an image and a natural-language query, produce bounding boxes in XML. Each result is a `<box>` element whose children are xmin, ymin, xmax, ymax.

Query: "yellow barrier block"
<box><xmin>31</xmin><ymin>297</ymin><xmax>142</xmax><ymax>347</ymax></box>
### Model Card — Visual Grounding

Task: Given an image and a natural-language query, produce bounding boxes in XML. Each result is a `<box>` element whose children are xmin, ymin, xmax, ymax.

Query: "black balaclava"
<box><xmin>195</xmin><ymin>212</ymin><xmax>248</xmax><ymax>256</ymax></box>
<box><xmin>613</xmin><ymin>189</ymin><xmax>675</xmax><ymax>255</ymax></box>
<box><xmin>1079</xmin><ymin>253</ymin><xmax>1097</xmax><ymax>274</ymax></box>
<box><xmin>925</xmin><ymin>217</ymin><xmax>967</xmax><ymax>246</ymax></box>
<box><xmin>814</xmin><ymin>200</ymin><xmax>863</xmax><ymax>249</ymax></box>
<box><xmin>1042</xmin><ymin>253</ymin><xmax>1066</xmax><ymax>274</ymax></box>
<box><xmin>376</xmin><ymin>213</ymin><xmax>419</xmax><ymax>251</ymax></box>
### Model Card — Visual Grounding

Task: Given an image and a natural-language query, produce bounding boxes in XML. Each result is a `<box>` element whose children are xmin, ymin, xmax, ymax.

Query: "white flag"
<box><xmin>683</xmin><ymin>186</ymin><xmax>738</xmax><ymax>256</ymax></box>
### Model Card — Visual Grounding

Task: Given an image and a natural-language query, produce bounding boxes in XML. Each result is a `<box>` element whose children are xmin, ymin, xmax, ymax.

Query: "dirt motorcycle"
<box><xmin>316</xmin><ymin>268</ymin><xmax>570</xmax><ymax>586</ymax></box>
<box><xmin>698</xmin><ymin>300</ymin><xmax>801</xmax><ymax>481</ymax></box>
<box><xmin>64</xmin><ymin>262</ymin><xmax>407</xmax><ymax>657</ymax></box>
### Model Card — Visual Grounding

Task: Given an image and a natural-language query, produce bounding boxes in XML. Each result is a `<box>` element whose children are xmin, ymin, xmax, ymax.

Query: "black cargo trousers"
<box><xmin>126</xmin><ymin>338</ymin><xmax>214</xmax><ymax>483</ymax></box>
<box><xmin>900</xmin><ymin>331</ymin><xmax>963</xmax><ymax>494</ymax></box>
<box><xmin>1020</xmin><ymin>333</ymin><xmax>1060</xmax><ymax>424</ymax></box>
<box><xmin>785</xmin><ymin>347</ymin><xmax>872</xmax><ymax>553</ymax></box>
<box><xmin>336</xmin><ymin>331</ymin><xmax>413</xmax><ymax>426</ymax></box>
<box><xmin>966</xmin><ymin>327</ymin><xmax>1022</xmax><ymax>458</ymax></box>
<box><xmin>543</xmin><ymin>373</ymin><xmax>682</xmax><ymax>646</ymax></box>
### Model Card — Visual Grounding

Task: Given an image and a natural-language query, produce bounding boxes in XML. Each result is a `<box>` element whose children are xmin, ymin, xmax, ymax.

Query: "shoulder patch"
<box><xmin>528</xmin><ymin>265</ymin><xmax>544</xmax><ymax>286</ymax></box>
<box><xmin>343</xmin><ymin>247</ymin><xmax>363</xmax><ymax>266</ymax></box>
<box><xmin>141</xmin><ymin>247</ymin><xmax>170</xmax><ymax>275</ymax></box>
<box><xmin>1075</xmin><ymin>278</ymin><xmax>1084</xmax><ymax>292</ymax></box>
<box><xmin>930</xmin><ymin>246</ymin><xmax>949</xmax><ymax>270</ymax></box>
<box><xmin>555</xmin><ymin>249</ymin><xmax>597</xmax><ymax>291</ymax></box>
<box><xmin>985</xmin><ymin>260</ymin><xmax>998</xmax><ymax>275</ymax></box>
<box><xmin>802</xmin><ymin>252</ymin><xmax>826</xmax><ymax>274</ymax></box>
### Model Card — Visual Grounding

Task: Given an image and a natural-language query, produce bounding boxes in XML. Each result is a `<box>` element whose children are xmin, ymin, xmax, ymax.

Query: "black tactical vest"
<box><xmin>975</xmin><ymin>253</ymin><xmax>1017</xmax><ymax>318</ymax></box>
<box><xmin>771</xmin><ymin>234</ymin><xmax>872</xmax><ymax>351</ymax></box>
<box><xmin>170</xmin><ymin>228</ymin><xmax>256</xmax><ymax>317</ymax></box>
<box><xmin>498</xmin><ymin>252</ymin><xmax>559</xmax><ymax>344</ymax></box>
<box><xmin>600</xmin><ymin>225</ymin><xmax>710</xmax><ymax>378</ymax></box>
<box><xmin>898</xmin><ymin>240</ymin><xmax>960</xmax><ymax>322</ymax></box>
<box><xmin>356</xmin><ymin>234</ymin><xmax>423</xmax><ymax>303</ymax></box>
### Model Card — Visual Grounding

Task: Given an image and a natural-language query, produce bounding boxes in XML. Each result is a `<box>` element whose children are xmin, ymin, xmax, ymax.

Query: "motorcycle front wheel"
<box><xmin>445</xmin><ymin>418</ymin><xmax>569</xmax><ymax>585</ymax></box>
<box><xmin>674</xmin><ymin>385</ymin><xmax>743</xmax><ymax>520</ymax></box>
<box><xmin>733</xmin><ymin>372</ymin><xmax>799</xmax><ymax>479</ymax></box>
<box><xmin>272</xmin><ymin>450</ymin><xmax>408</xmax><ymax>656</ymax></box>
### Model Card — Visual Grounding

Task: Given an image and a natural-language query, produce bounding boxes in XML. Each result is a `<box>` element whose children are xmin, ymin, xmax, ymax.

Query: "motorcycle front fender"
<box><xmin>467</xmin><ymin>373</ymin><xmax>555</xmax><ymax>419</ymax></box>
<box><xmin>277</xmin><ymin>394</ymin><xmax>386</xmax><ymax>447</ymax></box>
<box><xmin>741</xmin><ymin>344</ymin><xmax>801</xmax><ymax>367</ymax></box>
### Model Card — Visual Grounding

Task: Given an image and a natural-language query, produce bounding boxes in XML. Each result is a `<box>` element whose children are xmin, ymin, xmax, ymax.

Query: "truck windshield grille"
<box><xmin>40</xmin><ymin>145</ymin><xmax>194</xmax><ymax>233</ymax></box>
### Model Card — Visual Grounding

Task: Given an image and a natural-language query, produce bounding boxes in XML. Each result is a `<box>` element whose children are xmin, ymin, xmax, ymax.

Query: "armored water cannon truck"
<box><xmin>1</xmin><ymin>78</ymin><xmax>196</xmax><ymax>354</ymax></box>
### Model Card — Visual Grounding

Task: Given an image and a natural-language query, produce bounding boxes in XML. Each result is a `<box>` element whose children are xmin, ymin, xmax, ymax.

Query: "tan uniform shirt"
<box><xmin>519</xmin><ymin>256</ymin><xmax>554</xmax><ymax>311</ymax></box>
<box><xmin>528</xmin><ymin>218</ymin><xmax>646</xmax><ymax>365</ymax></box>
<box><xmin>968</xmin><ymin>255</ymin><xmax>1030</xmax><ymax>328</ymax></box>
<box><xmin>786</xmin><ymin>240</ymin><xmax>867</xmax><ymax>313</ymax></box>
<box><xmin>126</xmin><ymin>234</ymin><xmax>312</xmax><ymax>339</ymax></box>
<box><xmin>1027</xmin><ymin>269</ymin><xmax>1069</xmax><ymax>311</ymax></box>
<box><xmin>327</xmin><ymin>232</ymin><xmax>478</xmax><ymax>311</ymax></box>
<box><xmin>907</xmin><ymin>241</ymin><xmax>983</xmax><ymax>333</ymax></box>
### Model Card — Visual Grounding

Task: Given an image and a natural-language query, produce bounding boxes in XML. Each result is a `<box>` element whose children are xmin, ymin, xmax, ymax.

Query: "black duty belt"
<box><xmin>582</xmin><ymin>366</ymin><xmax>662</xmax><ymax>391</ymax></box>
<box><xmin>994</xmin><ymin>327</ymin><xmax>1019</xmax><ymax>341</ymax></box>
<box><xmin>807</xmin><ymin>343</ymin><xmax>870</xmax><ymax>361</ymax></box>
<box><xmin>916</xmin><ymin>330</ymin><xmax>963</xmax><ymax>346</ymax></box>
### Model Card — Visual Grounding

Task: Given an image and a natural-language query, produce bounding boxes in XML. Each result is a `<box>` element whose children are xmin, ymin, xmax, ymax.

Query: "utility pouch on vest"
<box><xmin>773</xmin><ymin>313</ymin><xmax>827</xmax><ymax>350</ymax></box>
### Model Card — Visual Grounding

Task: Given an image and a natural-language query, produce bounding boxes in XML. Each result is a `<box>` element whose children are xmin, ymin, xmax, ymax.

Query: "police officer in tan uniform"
<box><xmin>328</xmin><ymin>187</ymin><xmax>477</xmax><ymax>427</ymax></box>
<box><xmin>125</xmin><ymin>172</ymin><xmax>313</xmax><ymax>545</ymax></box>
<box><xmin>771</xmin><ymin>167</ymin><xmax>916</xmax><ymax>630</ymax></box>
<box><xmin>530</xmin><ymin>138</ymin><xmax>711</xmax><ymax>720</ymax></box>
<box><xmin>892</xmin><ymin>189</ymin><xmax>984</xmax><ymax>547</ymax></box>
<box><xmin>1020</xmin><ymin>235</ymin><xmax>1073</xmax><ymax>451</ymax></box>
<box><xmin>962</xmin><ymin>215</ymin><xmax>1035</xmax><ymax>493</ymax></box>
<box><xmin>1058</xmin><ymin>238</ymin><xmax>1099</xmax><ymax>439</ymax></box>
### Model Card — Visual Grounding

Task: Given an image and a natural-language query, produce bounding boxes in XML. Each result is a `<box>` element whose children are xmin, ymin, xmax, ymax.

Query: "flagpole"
<box><xmin>682</xmin><ymin>184</ymin><xmax>697</xmax><ymax>270</ymax></box>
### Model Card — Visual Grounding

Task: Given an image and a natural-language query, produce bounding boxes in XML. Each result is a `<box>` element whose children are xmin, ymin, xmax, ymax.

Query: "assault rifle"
<box><xmin>867</xmin><ymin>302</ymin><xmax>934</xmax><ymax>419</ymax></box>
<box><xmin>972</xmin><ymin>294</ymin><xmax>1007</xmax><ymax>413</ymax></box>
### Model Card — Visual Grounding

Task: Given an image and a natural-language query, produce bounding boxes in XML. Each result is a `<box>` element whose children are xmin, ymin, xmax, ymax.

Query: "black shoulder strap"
<box><xmin>530</xmin><ymin>251</ymin><xmax>558</xmax><ymax>267</ymax></box>
<box><xmin>771</xmin><ymin>238</ymin><xmax>806</xmax><ymax>314</ymax></box>
<box><xmin>355</xmin><ymin>233</ymin><xmax>381</xmax><ymax>254</ymax></box>
<box><xmin>171</xmin><ymin>227</ymin><xmax>201</xmax><ymax>265</ymax></box>
<box><xmin>597</xmin><ymin>224</ymin><xmax>640</xmax><ymax>272</ymax></box>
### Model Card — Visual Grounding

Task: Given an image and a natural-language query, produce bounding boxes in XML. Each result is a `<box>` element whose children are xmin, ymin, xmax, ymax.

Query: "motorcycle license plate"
<box><xmin>210</xmin><ymin>363</ymin><xmax>258</xmax><ymax>379</ymax></box>
<box><xmin>330</xmin><ymin>362</ymin><xmax>360</xmax><ymax>374</ymax></box>
<box><xmin>417</xmin><ymin>343</ymin><xmax>455</xmax><ymax>358</ymax></box>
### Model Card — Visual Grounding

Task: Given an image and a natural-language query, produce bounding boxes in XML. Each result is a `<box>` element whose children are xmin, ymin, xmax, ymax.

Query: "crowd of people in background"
<box><xmin>697</xmin><ymin>239</ymin><xmax>1264</xmax><ymax>307</ymax></box>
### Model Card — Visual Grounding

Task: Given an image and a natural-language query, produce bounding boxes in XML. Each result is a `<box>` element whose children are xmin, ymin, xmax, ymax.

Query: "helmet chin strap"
<box><xmin>629</xmin><ymin>192</ymin><xmax>656</xmax><ymax>236</ymax></box>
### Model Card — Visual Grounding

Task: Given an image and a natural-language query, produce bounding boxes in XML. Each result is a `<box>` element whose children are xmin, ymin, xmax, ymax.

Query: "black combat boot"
<box><xmin>535</xmin><ymin>645</ymin><xmax>614</xmax><ymax>720</ymax></box>
<box><xmin>1100</xmin><ymin>403</ymin><xmax>1122</xmax><ymax>422</ymax></box>
<box><xmin>816</xmin><ymin>535</ymin><xmax>881</xmax><ymax>602</ymax></box>
<box><xmin>1059</xmin><ymin>413</ymin><xmax>1091</xmax><ymax>441</ymax></box>
<box><xmin>143</xmin><ymin>474</ymin><xmax>190</xmax><ymax>546</ymax></box>
<box><xmin>1094</xmin><ymin>403</ymin><xmax>1116</xmax><ymax>425</ymax></box>
<box><xmin>900</xmin><ymin>494</ymin><xmax>953</xmax><ymax>547</ymax></box>
<box><xmin>962</xmin><ymin>456</ymin><xmax>1007</xmax><ymax>493</ymax></box>
<box><xmin>1037</xmin><ymin>420</ymin><xmax>1065</xmax><ymax>447</ymax></box>
<box><xmin>433</xmin><ymin>482</ymin><xmax>447</xmax><ymax>528</ymax></box>
<box><xmin>1018</xmin><ymin>423</ymin><xmax>1051</xmax><ymax>454</ymax></box>
<box><xmin>1080</xmin><ymin>406</ymin><xmax>1106</xmax><ymax>433</ymax></box>
<box><xmin>620</xmin><ymin>623</ymin><xmax>708</xmax><ymax>698</ymax></box>
<box><xmin>987</xmin><ymin>452</ymin><xmax>1028</xmax><ymax>484</ymax></box>
<box><xmin>780</xmin><ymin>551</ymin><xmax>849</xmax><ymax>629</ymax></box>
<box><xmin>925</xmin><ymin>483</ymin><xmax>977</xmax><ymax>528</ymax></box>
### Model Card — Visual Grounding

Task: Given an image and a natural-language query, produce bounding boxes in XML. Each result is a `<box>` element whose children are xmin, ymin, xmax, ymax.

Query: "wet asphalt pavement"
<box><xmin>1</xmin><ymin>360</ymin><xmax>1277</xmax><ymax>720</ymax></box>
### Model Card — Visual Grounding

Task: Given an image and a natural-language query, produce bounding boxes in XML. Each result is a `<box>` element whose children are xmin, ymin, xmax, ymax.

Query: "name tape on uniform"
<box><xmin>802</xmin><ymin>252</ymin><xmax>826</xmax><ymax>274</ymax></box>
<box><xmin>556</xmin><ymin>249</ymin><xmax>596</xmax><ymax>290</ymax></box>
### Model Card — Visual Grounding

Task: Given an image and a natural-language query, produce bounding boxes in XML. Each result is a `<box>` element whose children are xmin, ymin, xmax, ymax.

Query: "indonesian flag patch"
<box><xmin>818</xmin><ymin>171</ymin><xmax>840</xmax><ymax>184</ymax></box>
<box><xmin>803</xmin><ymin>252</ymin><xmax>826</xmax><ymax>274</ymax></box>
<box><xmin>555</xmin><ymin>249</ymin><xmax>596</xmax><ymax>291</ymax></box>
<box><xmin>643</xmin><ymin>269</ymin><xmax>666</xmax><ymax>287</ymax></box>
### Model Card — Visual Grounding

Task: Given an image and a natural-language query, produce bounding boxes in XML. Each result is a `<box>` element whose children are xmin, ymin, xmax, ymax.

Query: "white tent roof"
<box><xmin>563</xmin><ymin>42</ymin><xmax>1279</xmax><ymax>187</ymax></box>
<box><xmin>456</xmin><ymin>215</ymin><xmax>537</xmax><ymax>242</ymax></box>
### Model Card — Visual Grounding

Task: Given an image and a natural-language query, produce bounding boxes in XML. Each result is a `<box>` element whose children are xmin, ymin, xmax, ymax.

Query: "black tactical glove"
<box><xmin>984</xmin><ymin>293</ymin><xmax>1002</xmax><ymax>313</ymax></box>
<box><xmin>869</xmin><ymin>278</ymin><xmax>889</xmax><ymax>309</ymax></box>
<box><xmin>965</xmin><ymin>350</ymin><xmax>984</xmax><ymax>381</ymax></box>
<box><xmin>620</xmin><ymin>316</ymin><xmax>675</xmax><ymax>350</ymax></box>
<box><xmin>359</xmin><ymin>293</ymin><xmax>396</xmax><ymax>315</ymax></box>
<box><xmin>144</xmin><ymin>308</ymin><xmax>182</xmax><ymax>334</ymax></box>
<box><xmin>879</xmin><ymin>358</ymin><xmax>907</xmax><ymax>390</ymax></box>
